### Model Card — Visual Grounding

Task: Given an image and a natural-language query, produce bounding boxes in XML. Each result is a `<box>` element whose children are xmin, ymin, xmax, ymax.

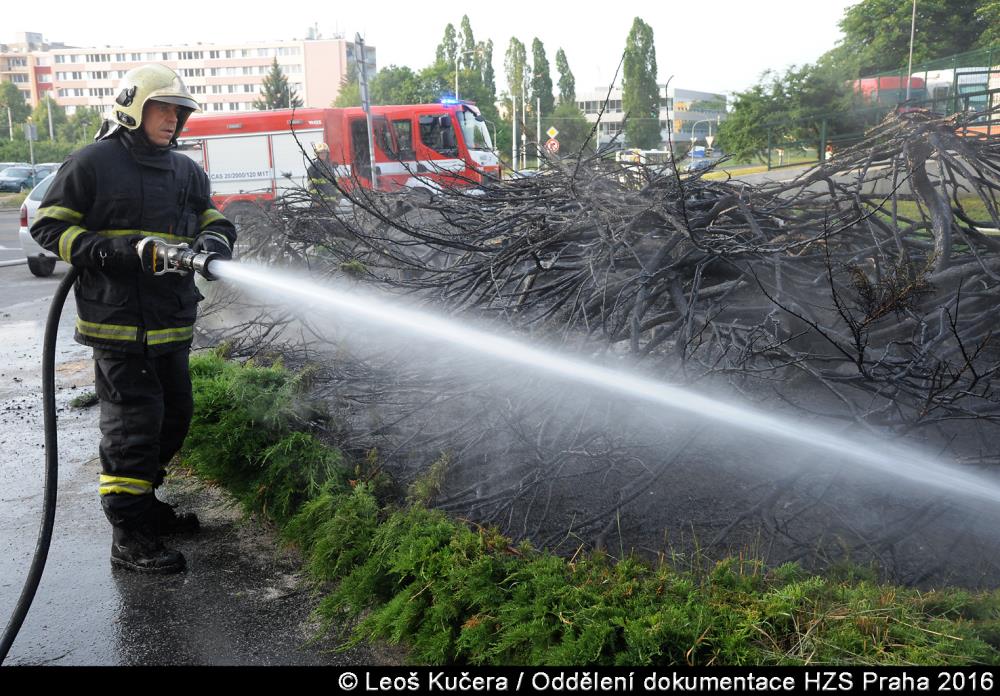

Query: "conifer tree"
<box><xmin>254</xmin><ymin>58</ymin><xmax>303</xmax><ymax>110</ymax></box>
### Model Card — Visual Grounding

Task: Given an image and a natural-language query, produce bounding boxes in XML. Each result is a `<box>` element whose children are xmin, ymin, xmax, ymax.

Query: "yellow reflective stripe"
<box><xmin>58</xmin><ymin>226</ymin><xmax>88</xmax><ymax>263</ymax></box>
<box><xmin>199</xmin><ymin>209</ymin><xmax>226</xmax><ymax>229</ymax></box>
<box><xmin>76</xmin><ymin>318</ymin><xmax>140</xmax><ymax>342</ymax></box>
<box><xmin>98</xmin><ymin>229</ymin><xmax>190</xmax><ymax>244</ymax></box>
<box><xmin>146</xmin><ymin>325</ymin><xmax>194</xmax><ymax>346</ymax></box>
<box><xmin>36</xmin><ymin>205</ymin><xmax>84</xmax><ymax>224</ymax></box>
<box><xmin>99</xmin><ymin>475</ymin><xmax>153</xmax><ymax>496</ymax></box>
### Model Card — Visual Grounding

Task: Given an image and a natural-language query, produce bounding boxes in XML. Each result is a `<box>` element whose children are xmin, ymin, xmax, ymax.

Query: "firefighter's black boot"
<box><xmin>152</xmin><ymin>496</ymin><xmax>200</xmax><ymax>535</ymax></box>
<box><xmin>110</xmin><ymin>524</ymin><xmax>186</xmax><ymax>574</ymax></box>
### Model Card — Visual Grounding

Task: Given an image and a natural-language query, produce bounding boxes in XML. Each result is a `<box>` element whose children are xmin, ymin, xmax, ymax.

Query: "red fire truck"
<box><xmin>177</xmin><ymin>100</ymin><xmax>499</xmax><ymax>215</ymax></box>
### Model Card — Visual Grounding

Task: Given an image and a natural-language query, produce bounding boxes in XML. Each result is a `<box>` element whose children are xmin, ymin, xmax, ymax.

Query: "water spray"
<box><xmin>214</xmin><ymin>261</ymin><xmax>1000</xmax><ymax>508</ymax></box>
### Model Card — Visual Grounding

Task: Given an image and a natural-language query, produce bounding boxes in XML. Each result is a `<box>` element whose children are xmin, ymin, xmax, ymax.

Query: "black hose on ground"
<box><xmin>0</xmin><ymin>266</ymin><xmax>79</xmax><ymax>664</ymax></box>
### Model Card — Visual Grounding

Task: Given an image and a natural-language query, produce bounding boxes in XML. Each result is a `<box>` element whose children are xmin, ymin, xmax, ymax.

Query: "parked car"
<box><xmin>683</xmin><ymin>158</ymin><xmax>715</xmax><ymax>173</ymax></box>
<box><xmin>0</xmin><ymin>166</ymin><xmax>44</xmax><ymax>193</ymax></box>
<box><xmin>34</xmin><ymin>163</ymin><xmax>61</xmax><ymax>179</ymax></box>
<box><xmin>18</xmin><ymin>172</ymin><xmax>60</xmax><ymax>277</ymax></box>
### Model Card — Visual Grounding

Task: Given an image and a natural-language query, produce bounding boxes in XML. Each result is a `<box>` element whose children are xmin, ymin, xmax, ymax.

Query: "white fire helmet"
<box><xmin>103</xmin><ymin>64</ymin><xmax>200</xmax><ymax>138</ymax></box>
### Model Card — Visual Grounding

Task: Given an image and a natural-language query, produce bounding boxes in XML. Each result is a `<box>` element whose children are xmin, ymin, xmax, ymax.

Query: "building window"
<box><xmin>12</xmin><ymin>75</ymin><xmax>28</xmax><ymax>83</ymax></box>
<box><xmin>115</xmin><ymin>53</ymin><xmax>126</xmax><ymax>62</ymax></box>
<box><xmin>209</xmin><ymin>50</ymin><xmax>220</xmax><ymax>59</ymax></box>
<box><xmin>211</xmin><ymin>85</ymin><xmax>223</xmax><ymax>93</ymax></box>
<box><xmin>38</xmin><ymin>74</ymin><xmax>52</xmax><ymax>83</ymax></box>
<box><xmin>179</xmin><ymin>51</ymin><xmax>203</xmax><ymax>60</ymax></box>
<box><xmin>243</xmin><ymin>84</ymin><xmax>255</xmax><ymax>93</ymax></box>
<box><xmin>89</xmin><ymin>71</ymin><xmax>109</xmax><ymax>80</ymax></box>
<box><xmin>189</xmin><ymin>85</ymin><xmax>206</xmax><ymax>94</ymax></box>
<box><xmin>55</xmin><ymin>55</ymin><xmax>66</xmax><ymax>64</ymax></box>
<box><xmin>131</xmin><ymin>53</ymin><xmax>141</xmax><ymax>61</ymax></box>
<box><xmin>86</xmin><ymin>53</ymin><xmax>110</xmax><ymax>62</ymax></box>
<box><xmin>211</xmin><ymin>103</ymin><xmax>224</xmax><ymax>111</ymax></box>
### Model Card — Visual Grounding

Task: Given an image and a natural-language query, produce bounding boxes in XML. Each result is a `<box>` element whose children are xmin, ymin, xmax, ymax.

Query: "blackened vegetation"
<box><xmin>205</xmin><ymin>109</ymin><xmax>1000</xmax><ymax>587</ymax></box>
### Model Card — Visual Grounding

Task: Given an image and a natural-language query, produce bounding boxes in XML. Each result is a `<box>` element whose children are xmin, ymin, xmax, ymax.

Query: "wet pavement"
<box><xmin>0</xmin><ymin>279</ymin><xmax>386</xmax><ymax>666</ymax></box>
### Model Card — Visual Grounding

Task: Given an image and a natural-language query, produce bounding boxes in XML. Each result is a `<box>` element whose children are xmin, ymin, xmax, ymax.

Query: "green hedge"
<box><xmin>182</xmin><ymin>352</ymin><xmax>1000</xmax><ymax>665</ymax></box>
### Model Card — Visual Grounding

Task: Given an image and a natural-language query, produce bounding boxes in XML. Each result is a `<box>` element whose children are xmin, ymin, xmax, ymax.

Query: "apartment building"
<box><xmin>577</xmin><ymin>84</ymin><xmax>727</xmax><ymax>150</ymax></box>
<box><xmin>3</xmin><ymin>32</ymin><xmax>376</xmax><ymax>116</ymax></box>
<box><xmin>0</xmin><ymin>32</ymin><xmax>65</xmax><ymax>107</ymax></box>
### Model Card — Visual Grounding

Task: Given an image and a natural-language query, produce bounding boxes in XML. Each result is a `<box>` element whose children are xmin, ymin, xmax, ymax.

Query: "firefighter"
<box><xmin>30</xmin><ymin>64</ymin><xmax>236</xmax><ymax>574</ymax></box>
<box><xmin>307</xmin><ymin>141</ymin><xmax>341</xmax><ymax>206</ymax></box>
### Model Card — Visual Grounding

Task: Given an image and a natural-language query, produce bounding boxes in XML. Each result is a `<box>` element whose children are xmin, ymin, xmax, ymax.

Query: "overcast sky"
<box><xmin>10</xmin><ymin>1</ymin><xmax>859</xmax><ymax>96</ymax></box>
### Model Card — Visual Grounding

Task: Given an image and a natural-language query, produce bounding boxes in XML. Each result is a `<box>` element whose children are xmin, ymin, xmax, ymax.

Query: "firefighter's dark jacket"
<box><xmin>31</xmin><ymin>131</ymin><xmax>236</xmax><ymax>356</ymax></box>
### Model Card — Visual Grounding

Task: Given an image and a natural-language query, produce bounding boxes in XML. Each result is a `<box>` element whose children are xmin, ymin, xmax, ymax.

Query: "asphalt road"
<box><xmin>0</xmin><ymin>212</ymin><xmax>381</xmax><ymax>666</ymax></box>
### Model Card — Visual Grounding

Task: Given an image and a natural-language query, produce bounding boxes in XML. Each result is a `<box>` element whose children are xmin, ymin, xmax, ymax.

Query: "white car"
<box><xmin>18</xmin><ymin>172</ymin><xmax>60</xmax><ymax>277</ymax></box>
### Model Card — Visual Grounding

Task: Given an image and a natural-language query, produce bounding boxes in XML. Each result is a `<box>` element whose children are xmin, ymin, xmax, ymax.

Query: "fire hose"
<box><xmin>0</xmin><ymin>239</ymin><xmax>221</xmax><ymax>664</ymax></box>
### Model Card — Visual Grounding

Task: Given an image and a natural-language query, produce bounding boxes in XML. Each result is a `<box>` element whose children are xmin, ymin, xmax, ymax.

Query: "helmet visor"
<box><xmin>151</xmin><ymin>94</ymin><xmax>201</xmax><ymax>113</ymax></box>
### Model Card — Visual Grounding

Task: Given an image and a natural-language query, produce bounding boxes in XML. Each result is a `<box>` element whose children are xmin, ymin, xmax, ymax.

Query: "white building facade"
<box><xmin>577</xmin><ymin>84</ymin><xmax>727</xmax><ymax>150</ymax></box>
<box><xmin>3</xmin><ymin>32</ymin><xmax>376</xmax><ymax>116</ymax></box>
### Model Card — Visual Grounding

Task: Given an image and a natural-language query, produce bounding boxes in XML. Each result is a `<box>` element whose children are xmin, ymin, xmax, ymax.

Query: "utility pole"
<box><xmin>905</xmin><ymin>0</ymin><xmax>917</xmax><ymax>101</ymax></box>
<box><xmin>356</xmin><ymin>33</ymin><xmax>378</xmax><ymax>191</ymax></box>
<box><xmin>511</xmin><ymin>98</ymin><xmax>517</xmax><ymax>175</ymax></box>
<box><xmin>536</xmin><ymin>97</ymin><xmax>541</xmax><ymax>166</ymax></box>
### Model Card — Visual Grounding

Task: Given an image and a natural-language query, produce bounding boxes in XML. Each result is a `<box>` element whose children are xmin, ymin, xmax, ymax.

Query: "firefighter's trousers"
<box><xmin>93</xmin><ymin>348</ymin><xmax>193</xmax><ymax>527</ymax></box>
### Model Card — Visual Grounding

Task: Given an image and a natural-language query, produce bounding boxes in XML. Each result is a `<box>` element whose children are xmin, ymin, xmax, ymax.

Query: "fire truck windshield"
<box><xmin>457</xmin><ymin>109</ymin><xmax>493</xmax><ymax>151</ymax></box>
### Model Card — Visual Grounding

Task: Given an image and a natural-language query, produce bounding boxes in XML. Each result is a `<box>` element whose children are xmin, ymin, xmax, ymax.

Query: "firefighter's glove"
<box><xmin>95</xmin><ymin>235</ymin><xmax>143</xmax><ymax>275</ymax></box>
<box><xmin>192</xmin><ymin>233</ymin><xmax>233</xmax><ymax>261</ymax></box>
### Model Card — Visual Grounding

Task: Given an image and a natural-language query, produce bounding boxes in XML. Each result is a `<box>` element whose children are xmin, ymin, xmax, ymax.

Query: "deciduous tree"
<box><xmin>622</xmin><ymin>17</ymin><xmax>660</xmax><ymax>149</ymax></box>
<box><xmin>31</xmin><ymin>96</ymin><xmax>66</xmax><ymax>140</ymax></box>
<box><xmin>555</xmin><ymin>48</ymin><xmax>576</xmax><ymax>105</ymax></box>
<box><xmin>0</xmin><ymin>81</ymin><xmax>31</xmax><ymax>135</ymax></box>
<box><xmin>530</xmin><ymin>38</ymin><xmax>555</xmax><ymax>117</ymax></box>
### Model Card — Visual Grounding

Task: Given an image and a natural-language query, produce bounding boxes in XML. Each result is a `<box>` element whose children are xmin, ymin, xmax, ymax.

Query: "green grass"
<box><xmin>0</xmin><ymin>193</ymin><xmax>27</xmax><ymax>208</ymax></box>
<box><xmin>69</xmin><ymin>391</ymin><xmax>99</xmax><ymax>409</ymax></box>
<box><xmin>181</xmin><ymin>352</ymin><xmax>1000</xmax><ymax>665</ymax></box>
<box><xmin>870</xmin><ymin>197</ymin><xmax>998</xmax><ymax>229</ymax></box>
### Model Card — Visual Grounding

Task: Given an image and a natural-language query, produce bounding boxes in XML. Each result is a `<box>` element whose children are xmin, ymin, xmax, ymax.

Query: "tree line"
<box><xmin>0</xmin><ymin>82</ymin><xmax>104</xmax><ymax>162</ymax></box>
<box><xmin>333</xmin><ymin>16</ymin><xmax>663</xmax><ymax>156</ymax></box>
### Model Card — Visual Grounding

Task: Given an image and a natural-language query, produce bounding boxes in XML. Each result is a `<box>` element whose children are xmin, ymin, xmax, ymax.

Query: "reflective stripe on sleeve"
<box><xmin>199</xmin><ymin>209</ymin><xmax>227</xmax><ymax>229</ymax></box>
<box><xmin>200</xmin><ymin>231</ymin><xmax>231</xmax><ymax>250</ymax></box>
<box><xmin>36</xmin><ymin>206</ymin><xmax>84</xmax><ymax>224</ymax></box>
<box><xmin>99</xmin><ymin>474</ymin><xmax>153</xmax><ymax>497</ymax></box>
<box><xmin>58</xmin><ymin>226</ymin><xmax>88</xmax><ymax>263</ymax></box>
<box><xmin>98</xmin><ymin>229</ymin><xmax>190</xmax><ymax>244</ymax></box>
<box><xmin>146</xmin><ymin>325</ymin><xmax>194</xmax><ymax>346</ymax></box>
<box><xmin>76</xmin><ymin>318</ymin><xmax>140</xmax><ymax>342</ymax></box>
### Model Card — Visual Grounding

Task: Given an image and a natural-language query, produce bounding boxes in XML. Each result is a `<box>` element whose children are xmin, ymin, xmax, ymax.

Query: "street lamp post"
<box><xmin>689</xmin><ymin>119</ymin><xmax>714</xmax><ymax>154</ymax></box>
<box><xmin>905</xmin><ymin>0</ymin><xmax>917</xmax><ymax>101</ymax></box>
